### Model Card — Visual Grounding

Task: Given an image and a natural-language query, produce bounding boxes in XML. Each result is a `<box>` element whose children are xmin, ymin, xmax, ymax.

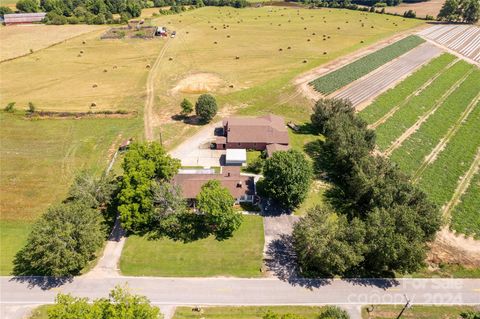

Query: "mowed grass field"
<box><xmin>360</xmin><ymin>53</ymin><xmax>480</xmax><ymax>238</ymax></box>
<box><xmin>0</xmin><ymin>28</ymin><xmax>161</xmax><ymax>112</ymax></box>
<box><xmin>173</xmin><ymin>306</ymin><xmax>329</xmax><ymax>319</ymax></box>
<box><xmin>361</xmin><ymin>305</ymin><xmax>479</xmax><ymax>319</ymax></box>
<box><xmin>0</xmin><ymin>113</ymin><xmax>142</xmax><ymax>274</ymax></box>
<box><xmin>145</xmin><ymin>6</ymin><xmax>423</xmax><ymax>148</ymax></box>
<box><xmin>120</xmin><ymin>215</ymin><xmax>264</xmax><ymax>277</ymax></box>
<box><xmin>0</xmin><ymin>25</ymin><xmax>104</xmax><ymax>62</ymax></box>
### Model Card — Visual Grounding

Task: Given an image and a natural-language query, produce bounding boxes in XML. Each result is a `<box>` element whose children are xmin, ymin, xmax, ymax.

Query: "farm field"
<box><xmin>0</xmin><ymin>25</ymin><xmax>104</xmax><ymax>62</ymax></box>
<box><xmin>120</xmin><ymin>215</ymin><xmax>264</xmax><ymax>277</ymax></box>
<box><xmin>361</xmin><ymin>53</ymin><xmax>480</xmax><ymax>238</ymax></box>
<box><xmin>418</xmin><ymin>24</ymin><xmax>480</xmax><ymax>63</ymax></box>
<box><xmin>309</xmin><ymin>35</ymin><xmax>425</xmax><ymax>95</ymax></box>
<box><xmin>384</xmin><ymin>0</ymin><xmax>445</xmax><ymax>19</ymax></box>
<box><xmin>143</xmin><ymin>6</ymin><xmax>423</xmax><ymax>148</ymax></box>
<box><xmin>0</xmin><ymin>113</ymin><xmax>142</xmax><ymax>274</ymax></box>
<box><xmin>0</xmin><ymin>28</ymin><xmax>161</xmax><ymax>112</ymax></box>
<box><xmin>451</xmin><ymin>171</ymin><xmax>480</xmax><ymax>238</ymax></box>
<box><xmin>331</xmin><ymin>42</ymin><xmax>441</xmax><ymax>108</ymax></box>
<box><xmin>373</xmin><ymin>59</ymin><xmax>473</xmax><ymax>150</ymax></box>
<box><xmin>361</xmin><ymin>305</ymin><xmax>479</xmax><ymax>319</ymax></box>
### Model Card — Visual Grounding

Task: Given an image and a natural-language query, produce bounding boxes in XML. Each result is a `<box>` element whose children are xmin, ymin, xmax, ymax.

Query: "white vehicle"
<box><xmin>171</xmin><ymin>31</ymin><xmax>176</xmax><ymax>38</ymax></box>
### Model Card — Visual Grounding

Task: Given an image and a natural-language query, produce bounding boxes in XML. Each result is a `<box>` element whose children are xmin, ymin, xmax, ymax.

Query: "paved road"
<box><xmin>2</xmin><ymin>276</ymin><xmax>479</xmax><ymax>306</ymax></box>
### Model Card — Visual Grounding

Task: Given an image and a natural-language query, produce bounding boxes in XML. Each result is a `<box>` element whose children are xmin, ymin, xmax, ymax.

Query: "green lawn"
<box><xmin>0</xmin><ymin>220</ymin><xmax>32</xmax><ymax>275</ymax></box>
<box><xmin>120</xmin><ymin>215</ymin><xmax>264</xmax><ymax>277</ymax></box>
<box><xmin>362</xmin><ymin>305</ymin><xmax>480</xmax><ymax>319</ymax></box>
<box><xmin>173</xmin><ymin>306</ymin><xmax>329</xmax><ymax>319</ymax></box>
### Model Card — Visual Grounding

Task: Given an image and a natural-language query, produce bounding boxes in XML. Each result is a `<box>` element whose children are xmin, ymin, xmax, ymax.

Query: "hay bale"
<box><xmin>103</xmin><ymin>69</ymin><xmax>108</xmax><ymax>73</ymax></box>
<box><xmin>307</xmin><ymin>39</ymin><xmax>310</xmax><ymax>42</ymax></box>
<box><xmin>113</xmin><ymin>65</ymin><xmax>118</xmax><ymax>69</ymax></box>
<box><xmin>77</xmin><ymin>54</ymin><xmax>82</xmax><ymax>57</ymax></box>
<box><xmin>146</xmin><ymin>64</ymin><xmax>151</xmax><ymax>68</ymax></box>
<box><xmin>304</xmin><ymin>27</ymin><xmax>307</xmax><ymax>30</ymax></box>
<box><xmin>227</xmin><ymin>35</ymin><xmax>230</xmax><ymax>38</ymax></box>
<box><xmin>214</xmin><ymin>41</ymin><xmax>218</xmax><ymax>44</ymax></box>
<box><xmin>82</xmin><ymin>40</ymin><xmax>86</xmax><ymax>44</ymax></box>
<box><xmin>92</xmin><ymin>83</ymin><xmax>98</xmax><ymax>88</ymax></box>
<box><xmin>302</xmin><ymin>60</ymin><xmax>307</xmax><ymax>63</ymax></box>
<box><xmin>323</xmin><ymin>51</ymin><xmax>327</xmax><ymax>55</ymax></box>
<box><xmin>229</xmin><ymin>84</ymin><xmax>234</xmax><ymax>88</ymax></box>
<box><xmin>91</xmin><ymin>102</ymin><xmax>97</xmax><ymax>107</ymax></box>
<box><xmin>287</xmin><ymin>46</ymin><xmax>291</xmax><ymax>49</ymax></box>
<box><xmin>279</xmin><ymin>48</ymin><xmax>283</xmax><ymax>51</ymax></box>
<box><xmin>235</xmin><ymin>56</ymin><xmax>240</xmax><ymax>60</ymax></box>
<box><xmin>312</xmin><ymin>32</ymin><xmax>316</xmax><ymax>35</ymax></box>
<box><xmin>169</xmin><ymin>57</ymin><xmax>173</xmax><ymax>61</ymax></box>
<box><xmin>80</xmin><ymin>50</ymin><xmax>84</xmax><ymax>54</ymax></box>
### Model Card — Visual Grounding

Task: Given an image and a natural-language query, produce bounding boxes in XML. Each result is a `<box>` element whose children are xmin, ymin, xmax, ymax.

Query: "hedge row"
<box><xmin>310</xmin><ymin>35</ymin><xmax>425</xmax><ymax>95</ymax></box>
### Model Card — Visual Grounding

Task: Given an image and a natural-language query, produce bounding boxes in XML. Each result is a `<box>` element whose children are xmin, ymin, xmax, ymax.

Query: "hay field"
<box><xmin>145</xmin><ymin>6</ymin><xmax>423</xmax><ymax>148</ymax></box>
<box><xmin>0</xmin><ymin>28</ymin><xmax>162</xmax><ymax>112</ymax></box>
<box><xmin>385</xmin><ymin>0</ymin><xmax>445</xmax><ymax>19</ymax></box>
<box><xmin>0</xmin><ymin>25</ymin><xmax>104</xmax><ymax>62</ymax></box>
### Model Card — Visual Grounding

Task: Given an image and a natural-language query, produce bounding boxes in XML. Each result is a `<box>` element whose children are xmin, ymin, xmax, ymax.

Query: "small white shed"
<box><xmin>225</xmin><ymin>148</ymin><xmax>247</xmax><ymax>165</ymax></box>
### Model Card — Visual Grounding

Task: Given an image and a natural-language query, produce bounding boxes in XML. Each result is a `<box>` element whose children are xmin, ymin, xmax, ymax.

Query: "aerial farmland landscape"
<box><xmin>0</xmin><ymin>0</ymin><xmax>479</xmax><ymax>318</ymax></box>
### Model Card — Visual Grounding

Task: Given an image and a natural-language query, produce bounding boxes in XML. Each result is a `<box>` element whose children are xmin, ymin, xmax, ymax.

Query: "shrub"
<box><xmin>403</xmin><ymin>9</ymin><xmax>416</xmax><ymax>18</ymax></box>
<box><xmin>4</xmin><ymin>102</ymin><xmax>15</xmax><ymax>113</ymax></box>
<box><xmin>180</xmin><ymin>98</ymin><xmax>193</xmax><ymax>116</ymax></box>
<box><xmin>319</xmin><ymin>306</ymin><xmax>350</xmax><ymax>319</ymax></box>
<box><xmin>195</xmin><ymin>94</ymin><xmax>217</xmax><ymax>123</ymax></box>
<box><xmin>0</xmin><ymin>6</ymin><xmax>13</xmax><ymax>18</ymax></box>
<box><xmin>27</xmin><ymin>102</ymin><xmax>36</xmax><ymax>113</ymax></box>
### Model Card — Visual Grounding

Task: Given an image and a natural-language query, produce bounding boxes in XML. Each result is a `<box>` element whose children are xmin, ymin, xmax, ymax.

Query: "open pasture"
<box><xmin>0</xmin><ymin>25</ymin><xmax>104</xmax><ymax>62</ymax></box>
<box><xmin>145</xmin><ymin>6</ymin><xmax>423</xmax><ymax>147</ymax></box>
<box><xmin>0</xmin><ymin>28</ymin><xmax>161</xmax><ymax>112</ymax></box>
<box><xmin>0</xmin><ymin>113</ymin><xmax>142</xmax><ymax>274</ymax></box>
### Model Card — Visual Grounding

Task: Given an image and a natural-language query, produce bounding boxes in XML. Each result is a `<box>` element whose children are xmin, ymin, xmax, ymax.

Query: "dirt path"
<box><xmin>412</xmin><ymin>93</ymin><xmax>480</xmax><ymax>181</ymax></box>
<box><xmin>293</xmin><ymin>26</ymin><xmax>427</xmax><ymax>104</ymax></box>
<box><xmin>144</xmin><ymin>39</ymin><xmax>170</xmax><ymax>141</ymax></box>
<box><xmin>383</xmin><ymin>69</ymin><xmax>473</xmax><ymax>156</ymax></box>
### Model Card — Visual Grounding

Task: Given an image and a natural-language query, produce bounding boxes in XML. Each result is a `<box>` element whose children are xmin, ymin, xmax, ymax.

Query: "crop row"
<box><xmin>390</xmin><ymin>69</ymin><xmax>480</xmax><ymax>175</ymax></box>
<box><xmin>451</xmin><ymin>171</ymin><xmax>480</xmax><ymax>239</ymax></box>
<box><xmin>310</xmin><ymin>35</ymin><xmax>425</xmax><ymax>95</ymax></box>
<box><xmin>374</xmin><ymin>60</ymin><xmax>473</xmax><ymax>151</ymax></box>
<box><xmin>360</xmin><ymin>53</ymin><xmax>456</xmax><ymax>125</ymax></box>
<box><xmin>417</xmin><ymin>101</ymin><xmax>480</xmax><ymax>208</ymax></box>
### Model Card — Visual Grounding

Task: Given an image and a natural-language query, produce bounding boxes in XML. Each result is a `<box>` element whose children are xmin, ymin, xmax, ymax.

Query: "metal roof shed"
<box><xmin>225</xmin><ymin>149</ymin><xmax>247</xmax><ymax>166</ymax></box>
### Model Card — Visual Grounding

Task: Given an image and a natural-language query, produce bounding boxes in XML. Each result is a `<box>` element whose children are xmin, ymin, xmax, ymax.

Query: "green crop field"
<box><xmin>359</xmin><ymin>53</ymin><xmax>456</xmax><ymax>125</ymax></box>
<box><xmin>390</xmin><ymin>69</ymin><xmax>480</xmax><ymax>175</ymax></box>
<box><xmin>120</xmin><ymin>215</ymin><xmax>264</xmax><ymax>277</ymax></box>
<box><xmin>310</xmin><ymin>35</ymin><xmax>425</xmax><ymax>95</ymax></box>
<box><xmin>451</xmin><ymin>171</ymin><xmax>480</xmax><ymax>239</ymax></box>
<box><xmin>0</xmin><ymin>113</ymin><xmax>142</xmax><ymax>274</ymax></box>
<box><xmin>416</xmin><ymin>102</ymin><xmax>480</xmax><ymax>208</ymax></box>
<box><xmin>374</xmin><ymin>60</ymin><xmax>473</xmax><ymax>150</ymax></box>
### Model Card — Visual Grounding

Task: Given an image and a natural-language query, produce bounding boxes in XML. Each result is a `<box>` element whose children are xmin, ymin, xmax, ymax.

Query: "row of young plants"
<box><xmin>374</xmin><ymin>60</ymin><xmax>472</xmax><ymax>150</ymax></box>
<box><xmin>451</xmin><ymin>171</ymin><xmax>480</xmax><ymax>239</ymax></box>
<box><xmin>359</xmin><ymin>53</ymin><xmax>456</xmax><ymax>125</ymax></box>
<box><xmin>390</xmin><ymin>69</ymin><xmax>480</xmax><ymax>175</ymax></box>
<box><xmin>309</xmin><ymin>35</ymin><xmax>425</xmax><ymax>95</ymax></box>
<box><xmin>416</xmin><ymin>101</ymin><xmax>480</xmax><ymax>208</ymax></box>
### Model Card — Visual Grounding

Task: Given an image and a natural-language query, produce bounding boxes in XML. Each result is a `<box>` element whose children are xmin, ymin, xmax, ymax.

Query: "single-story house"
<box><xmin>173</xmin><ymin>166</ymin><xmax>255</xmax><ymax>203</ymax></box>
<box><xmin>216</xmin><ymin>114</ymin><xmax>289</xmax><ymax>154</ymax></box>
<box><xmin>4</xmin><ymin>13</ymin><xmax>46</xmax><ymax>25</ymax></box>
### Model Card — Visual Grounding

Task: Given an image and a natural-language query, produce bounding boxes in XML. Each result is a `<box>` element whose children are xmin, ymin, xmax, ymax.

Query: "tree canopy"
<box><xmin>438</xmin><ymin>0</ymin><xmax>480</xmax><ymax>23</ymax></box>
<box><xmin>294</xmin><ymin>98</ymin><xmax>441</xmax><ymax>276</ymax></box>
<box><xmin>195</xmin><ymin>94</ymin><xmax>218</xmax><ymax>123</ymax></box>
<box><xmin>47</xmin><ymin>285</ymin><xmax>161</xmax><ymax>319</ymax></box>
<box><xmin>262</xmin><ymin>150</ymin><xmax>313</xmax><ymax>210</ymax></box>
<box><xmin>117</xmin><ymin>142</ymin><xmax>180</xmax><ymax>233</ymax></box>
<box><xmin>14</xmin><ymin>201</ymin><xmax>105</xmax><ymax>276</ymax></box>
<box><xmin>16</xmin><ymin>0</ymin><xmax>39</xmax><ymax>12</ymax></box>
<box><xmin>196</xmin><ymin>179</ymin><xmax>243</xmax><ymax>240</ymax></box>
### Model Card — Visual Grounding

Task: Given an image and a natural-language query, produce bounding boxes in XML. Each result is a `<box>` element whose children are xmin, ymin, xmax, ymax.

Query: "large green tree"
<box><xmin>262</xmin><ymin>150</ymin><xmax>313</xmax><ymax>210</ymax></box>
<box><xmin>195</xmin><ymin>94</ymin><xmax>218</xmax><ymax>123</ymax></box>
<box><xmin>438</xmin><ymin>0</ymin><xmax>479</xmax><ymax>23</ymax></box>
<box><xmin>16</xmin><ymin>0</ymin><xmax>39</xmax><ymax>12</ymax></box>
<box><xmin>14</xmin><ymin>202</ymin><xmax>105</xmax><ymax>276</ymax></box>
<box><xmin>293</xmin><ymin>206</ymin><xmax>365</xmax><ymax>277</ymax></box>
<box><xmin>67</xmin><ymin>171</ymin><xmax>117</xmax><ymax>209</ymax></box>
<box><xmin>117</xmin><ymin>142</ymin><xmax>180</xmax><ymax>233</ymax></box>
<box><xmin>196</xmin><ymin>179</ymin><xmax>243</xmax><ymax>240</ymax></box>
<box><xmin>47</xmin><ymin>285</ymin><xmax>161</xmax><ymax>319</ymax></box>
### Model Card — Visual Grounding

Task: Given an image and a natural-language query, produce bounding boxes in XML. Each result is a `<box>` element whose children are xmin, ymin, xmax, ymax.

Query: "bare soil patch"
<box><xmin>171</xmin><ymin>73</ymin><xmax>225</xmax><ymax>95</ymax></box>
<box><xmin>428</xmin><ymin>228</ymin><xmax>480</xmax><ymax>268</ymax></box>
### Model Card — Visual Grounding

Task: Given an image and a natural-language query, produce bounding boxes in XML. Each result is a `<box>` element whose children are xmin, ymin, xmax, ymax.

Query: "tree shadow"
<box><xmin>170</xmin><ymin>114</ymin><xmax>207</xmax><ymax>126</ymax></box>
<box><xmin>10</xmin><ymin>276</ymin><xmax>73</xmax><ymax>290</ymax></box>
<box><xmin>265</xmin><ymin>234</ymin><xmax>332</xmax><ymax>289</ymax></box>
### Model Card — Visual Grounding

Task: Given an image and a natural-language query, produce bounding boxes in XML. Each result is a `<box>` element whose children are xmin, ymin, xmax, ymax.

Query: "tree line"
<box><xmin>293</xmin><ymin>98</ymin><xmax>442</xmax><ymax>277</ymax></box>
<box><xmin>0</xmin><ymin>0</ymin><xmax>247</xmax><ymax>25</ymax></box>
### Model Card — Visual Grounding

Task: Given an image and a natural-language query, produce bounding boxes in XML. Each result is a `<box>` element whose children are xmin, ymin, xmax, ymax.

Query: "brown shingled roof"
<box><xmin>224</xmin><ymin>114</ymin><xmax>289</xmax><ymax>145</ymax></box>
<box><xmin>266</xmin><ymin>143</ymin><xmax>290</xmax><ymax>157</ymax></box>
<box><xmin>173</xmin><ymin>166</ymin><xmax>255</xmax><ymax>199</ymax></box>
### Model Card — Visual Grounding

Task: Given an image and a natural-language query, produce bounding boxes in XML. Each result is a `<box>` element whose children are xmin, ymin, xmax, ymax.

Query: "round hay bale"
<box><xmin>146</xmin><ymin>64</ymin><xmax>151</xmax><ymax>68</ymax></box>
<box><xmin>91</xmin><ymin>102</ymin><xmax>97</xmax><ymax>107</ymax></box>
<box><xmin>92</xmin><ymin>83</ymin><xmax>98</xmax><ymax>88</ymax></box>
<box><xmin>229</xmin><ymin>84</ymin><xmax>234</xmax><ymax>88</ymax></box>
<box><xmin>302</xmin><ymin>60</ymin><xmax>307</xmax><ymax>63</ymax></box>
<box><xmin>337</xmin><ymin>27</ymin><xmax>340</xmax><ymax>30</ymax></box>
<box><xmin>103</xmin><ymin>69</ymin><xmax>108</xmax><ymax>73</ymax></box>
<box><xmin>82</xmin><ymin>40</ymin><xmax>86</xmax><ymax>44</ymax></box>
<box><xmin>227</xmin><ymin>35</ymin><xmax>230</xmax><ymax>38</ymax></box>
<box><xmin>287</xmin><ymin>46</ymin><xmax>291</xmax><ymax>49</ymax></box>
<box><xmin>312</xmin><ymin>32</ymin><xmax>316</xmax><ymax>35</ymax></box>
<box><xmin>360</xmin><ymin>40</ymin><xmax>364</xmax><ymax>43</ymax></box>
<box><xmin>169</xmin><ymin>57</ymin><xmax>173</xmax><ymax>61</ymax></box>
<box><xmin>77</xmin><ymin>54</ymin><xmax>82</xmax><ymax>57</ymax></box>
<box><xmin>279</xmin><ymin>48</ymin><xmax>283</xmax><ymax>51</ymax></box>
<box><xmin>307</xmin><ymin>39</ymin><xmax>310</xmax><ymax>42</ymax></box>
<box><xmin>113</xmin><ymin>65</ymin><xmax>118</xmax><ymax>69</ymax></box>
<box><xmin>80</xmin><ymin>50</ymin><xmax>84</xmax><ymax>54</ymax></box>
<box><xmin>235</xmin><ymin>56</ymin><xmax>240</xmax><ymax>60</ymax></box>
<box><xmin>323</xmin><ymin>51</ymin><xmax>327</xmax><ymax>55</ymax></box>
<box><xmin>371</xmin><ymin>26</ymin><xmax>374</xmax><ymax>28</ymax></box>
<box><xmin>214</xmin><ymin>41</ymin><xmax>218</xmax><ymax>44</ymax></box>
<box><xmin>304</xmin><ymin>27</ymin><xmax>307</xmax><ymax>30</ymax></box>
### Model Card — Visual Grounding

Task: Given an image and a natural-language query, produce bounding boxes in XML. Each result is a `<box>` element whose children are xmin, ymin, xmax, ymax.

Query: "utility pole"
<box><xmin>159</xmin><ymin>131</ymin><xmax>163</xmax><ymax>147</ymax></box>
<box><xmin>396</xmin><ymin>294</ymin><xmax>412</xmax><ymax>319</ymax></box>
